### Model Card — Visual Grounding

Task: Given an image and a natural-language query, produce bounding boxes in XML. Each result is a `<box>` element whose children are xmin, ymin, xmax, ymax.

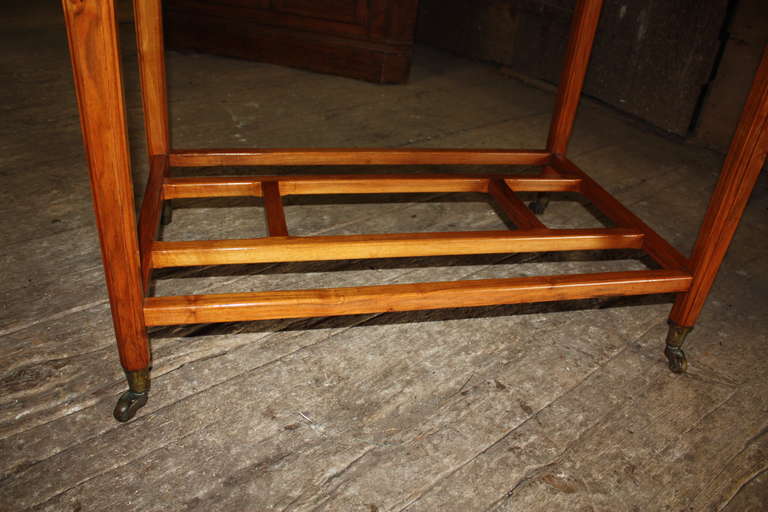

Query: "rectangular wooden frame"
<box><xmin>62</xmin><ymin>0</ymin><xmax>768</xmax><ymax>396</ymax></box>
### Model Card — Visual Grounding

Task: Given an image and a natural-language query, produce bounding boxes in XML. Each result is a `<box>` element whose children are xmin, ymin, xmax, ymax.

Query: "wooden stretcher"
<box><xmin>61</xmin><ymin>0</ymin><xmax>768</xmax><ymax>421</ymax></box>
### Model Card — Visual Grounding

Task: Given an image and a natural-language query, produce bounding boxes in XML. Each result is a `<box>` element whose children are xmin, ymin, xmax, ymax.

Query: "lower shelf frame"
<box><xmin>142</xmin><ymin>151</ymin><xmax>693</xmax><ymax>327</ymax></box>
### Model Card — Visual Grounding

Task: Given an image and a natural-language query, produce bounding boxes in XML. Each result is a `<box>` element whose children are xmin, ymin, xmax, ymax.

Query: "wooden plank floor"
<box><xmin>1</xmin><ymin>2</ymin><xmax>767</xmax><ymax>510</ymax></box>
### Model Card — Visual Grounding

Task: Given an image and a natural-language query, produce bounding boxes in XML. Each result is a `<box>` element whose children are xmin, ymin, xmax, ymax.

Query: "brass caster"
<box><xmin>114</xmin><ymin>368</ymin><xmax>150</xmax><ymax>422</ymax></box>
<box><xmin>161</xmin><ymin>200</ymin><xmax>173</xmax><ymax>226</ymax></box>
<box><xmin>664</xmin><ymin>345</ymin><xmax>688</xmax><ymax>374</ymax></box>
<box><xmin>528</xmin><ymin>193</ymin><xmax>550</xmax><ymax>214</ymax></box>
<box><xmin>113</xmin><ymin>390</ymin><xmax>148</xmax><ymax>422</ymax></box>
<box><xmin>664</xmin><ymin>322</ymin><xmax>693</xmax><ymax>374</ymax></box>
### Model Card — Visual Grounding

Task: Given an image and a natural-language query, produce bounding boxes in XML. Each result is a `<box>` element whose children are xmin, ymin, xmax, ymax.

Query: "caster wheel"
<box><xmin>114</xmin><ymin>390</ymin><xmax>148</xmax><ymax>422</ymax></box>
<box><xmin>528</xmin><ymin>201</ymin><xmax>547</xmax><ymax>214</ymax></box>
<box><xmin>664</xmin><ymin>345</ymin><xmax>688</xmax><ymax>374</ymax></box>
<box><xmin>528</xmin><ymin>193</ymin><xmax>550</xmax><ymax>215</ymax></box>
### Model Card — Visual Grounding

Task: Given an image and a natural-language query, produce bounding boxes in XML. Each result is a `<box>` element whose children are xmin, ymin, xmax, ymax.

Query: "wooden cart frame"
<box><xmin>61</xmin><ymin>0</ymin><xmax>768</xmax><ymax>421</ymax></box>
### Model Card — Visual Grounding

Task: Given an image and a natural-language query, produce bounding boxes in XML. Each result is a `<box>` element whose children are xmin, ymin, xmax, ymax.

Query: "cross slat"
<box><xmin>162</xmin><ymin>174</ymin><xmax>583</xmax><ymax>199</ymax></box>
<box><xmin>151</xmin><ymin>228</ymin><xmax>645</xmax><ymax>268</ymax></box>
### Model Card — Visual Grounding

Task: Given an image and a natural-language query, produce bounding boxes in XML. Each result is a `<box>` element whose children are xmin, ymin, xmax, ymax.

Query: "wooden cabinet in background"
<box><xmin>163</xmin><ymin>0</ymin><xmax>420</xmax><ymax>83</ymax></box>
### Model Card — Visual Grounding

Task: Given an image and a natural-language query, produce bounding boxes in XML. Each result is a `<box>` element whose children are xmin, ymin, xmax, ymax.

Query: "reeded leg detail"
<box><xmin>161</xmin><ymin>200</ymin><xmax>173</xmax><ymax>225</ymax></box>
<box><xmin>664</xmin><ymin>322</ymin><xmax>693</xmax><ymax>374</ymax></box>
<box><xmin>114</xmin><ymin>368</ymin><xmax>150</xmax><ymax>422</ymax></box>
<box><xmin>529</xmin><ymin>192</ymin><xmax>551</xmax><ymax>214</ymax></box>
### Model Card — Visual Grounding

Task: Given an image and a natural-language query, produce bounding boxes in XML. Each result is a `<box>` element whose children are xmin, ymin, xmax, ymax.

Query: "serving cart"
<box><xmin>61</xmin><ymin>0</ymin><xmax>768</xmax><ymax>421</ymax></box>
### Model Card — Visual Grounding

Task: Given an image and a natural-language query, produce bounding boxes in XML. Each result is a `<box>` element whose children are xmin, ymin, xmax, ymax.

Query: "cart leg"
<box><xmin>63</xmin><ymin>0</ymin><xmax>152</xmax><ymax>418</ymax></box>
<box><xmin>666</xmin><ymin>46</ymin><xmax>768</xmax><ymax>372</ymax></box>
<box><xmin>135</xmin><ymin>0</ymin><xmax>171</xmax><ymax>233</ymax></box>
<box><xmin>538</xmin><ymin>0</ymin><xmax>603</xmax><ymax>214</ymax></box>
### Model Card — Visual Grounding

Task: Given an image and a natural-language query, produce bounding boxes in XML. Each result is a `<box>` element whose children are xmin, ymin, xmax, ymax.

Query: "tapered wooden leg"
<box><xmin>547</xmin><ymin>0</ymin><xmax>604</xmax><ymax>156</ymax></box>
<box><xmin>133</xmin><ymin>0</ymin><xmax>170</xmax><ymax>157</ymax></box>
<box><xmin>63</xmin><ymin>0</ymin><xmax>151</xmax><ymax>418</ymax></box>
<box><xmin>666</xmin><ymin>46</ymin><xmax>768</xmax><ymax>370</ymax></box>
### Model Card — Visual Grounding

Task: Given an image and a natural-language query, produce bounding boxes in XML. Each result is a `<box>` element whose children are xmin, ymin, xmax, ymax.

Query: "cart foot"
<box><xmin>664</xmin><ymin>345</ymin><xmax>687</xmax><ymax>374</ymax></box>
<box><xmin>161</xmin><ymin>200</ymin><xmax>173</xmax><ymax>225</ymax></box>
<box><xmin>114</xmin><ymin>390</ymin><xmax>148</xmax><ymax>422</ymax></box>
<box><xmin>113</xmin><ymin>368</ymin><xmax>150</xmax><ymax>422</ymax></box>
<box><xmin>664</xmin><ymin>322</ymin><xmax>693</xmax><ymax>374</ymax></box>
<box><xmin>528</xmin><ymin>193</ymin><xmax>551</xmax><ymax>214</ymax></box>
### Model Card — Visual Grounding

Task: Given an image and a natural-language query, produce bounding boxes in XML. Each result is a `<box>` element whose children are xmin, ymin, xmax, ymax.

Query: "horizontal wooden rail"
<box><xmin>151</xmin><ymin>228</ymin><xmax>645</xmax><ymax>268</ymax></box>
<box><xmin>162</xmin><ymin>174</ymin><xmax>582</xmax><ymax>199</ymax></box>
<box><xmin>551</xmin><ymin>155</ymin><xmax>689</xmax><ymax>270</ymax></box>
<box><xmin>143</xmin><ymin>269</ymin><xmax>692</xmax><ymax>326</ymax></box>
<box><xmin>168</xmin><ymin>148</ymin><xmax>552</xmax><ymax>167</ymax></box>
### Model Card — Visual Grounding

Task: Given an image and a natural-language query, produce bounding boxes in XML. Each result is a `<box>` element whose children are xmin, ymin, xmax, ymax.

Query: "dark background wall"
<box><xmin>416</xmin><ymin>0</ymin><xmax>768</xmax><ymax>150</ymax></box>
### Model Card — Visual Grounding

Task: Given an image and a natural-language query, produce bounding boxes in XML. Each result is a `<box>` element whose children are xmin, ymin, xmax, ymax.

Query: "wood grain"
<box><xmin>133</xmin><ymin>0</ymin><xmax>169</xmax><ymax>156</ymax></box>
<box><xmin>151</xmin><ymin>228</ymin><xmax>645</xmax><ymax>268</ymax></box>
<box><xmin>261</xmin><ymin>180</ymin><xmax>289</xmax><ymax>237</ymax></box>
<box><xmin>168</xmin><ymin>148</ymin><xmax>552</xmax><ymax>166</ymax></box>
<box><xmin>137</xmin><ymin>154</ymin><xmax>168</xmax><ymax>292</ymax></box>
<box><xmin>143</xmin><ymin>269</ymin><xmax>692</xmax><ymax>326</ymax></box>
<box><xmin>62</xmin><ymin>0</ymin><xmax>149</xmax><ymax>371</ymax></box>
<box><xmin>162</xmin><ymin>174</ymin><xmax>583</xmax><ymax>199</ymax></box>
<box><xmin>547</xmin><ymin>0</ymin><xmax>604</xmax><ymax>155</ymax></box>
<box><xmin>670</xmin><ymin>45</ymin><xmax>768</xmax><ymax>327</ymax></box>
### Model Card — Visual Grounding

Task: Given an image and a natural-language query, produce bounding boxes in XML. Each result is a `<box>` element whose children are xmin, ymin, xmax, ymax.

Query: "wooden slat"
<box><xmin>151</xmin><ymin>228</ymin><xmax>645</xmax><ymax>268</ymax></box>
<box><xmin>281</xmin><ymin>175</ymin><xmax>489</xmax><ymax>195</ymax></box>
<box><xmin>143</xmin><ymin>269</ymin><xmax>692</xmax><ymax>326</ymax></box>
<box><xmin>552</xmin><ymin>155</ymin><xmax>690</xmax><ymax>271</ymax></box>
<box><xmin>547</xmin><ymin>0</ymin><xmax>604</xmax><ymax>154</ymax></box>
<box><xmin>488</xmin><ymin>179</ymin><xmax>546</xmax><ymax>229</ymax></box>
<box><xmin>168</xmin><ymin>148</ymin><xmax>551</xmax><ymax>166</ymax></box>
<box><xmin>162</xmin><ymin>174</ymin><xmax>582</xmax><ymax>199</ymax></box>
<box><xmin>138</xmin><ymin>155</ymin><xmax>169</xmax><ymax>291</ymax></box>
<box><xmin>261</xmin><ymin>180</ymin><xmax>288</xmax><ymax>237</ymax></box>
<box><xmin>164</xmin><ymin>177</ymin><xmax>263</xmax><ymax>198</ymax></box>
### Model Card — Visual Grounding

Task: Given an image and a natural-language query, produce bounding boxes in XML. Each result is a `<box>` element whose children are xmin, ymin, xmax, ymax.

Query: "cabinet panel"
<box><xmin>165</xmin><ymin>0</ymin><xmax>419</xmax><ymax>83</ymax></box>
<box><xmin>272</xmin><ymin>0</ymin><xmax>367</xmax><ymax>25</ymax></box>
<box><xmin>211</xmin><ymin>0</ymin><xmax>271</xmax><ymax>8</ymax></box>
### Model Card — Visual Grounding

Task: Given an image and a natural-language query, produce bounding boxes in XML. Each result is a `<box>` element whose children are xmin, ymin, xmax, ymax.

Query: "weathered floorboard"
<box><xmin>1</xmin><ymin>2</ymin><xmax>767</xmax><ymax>510</ymax></box>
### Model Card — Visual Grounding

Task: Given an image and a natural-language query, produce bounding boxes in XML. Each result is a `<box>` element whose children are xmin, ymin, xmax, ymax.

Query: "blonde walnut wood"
<box><xmin>168</xmin><ymin>148</ymin><xmax>552</xmax><ymax>166</ymax></box>
<box><xmin>133</xmin><ymin>0</ymin><xmax>169</xmax><ymax>157</ymax></box>
<box><xmin>138</xmin><ymin>155</ymin><xmax>168</xmax><ymax>291</ymax></box>
<box><xmin>143</xmin><ymin>270</ymin><xmax>692</xmax><ymax>326</ymax></box>
<box><xmin>547</xmin><ymin>0</ymin><xmax>604</xmax><ymax>155</ymax></box>
<box><xmin>62</xmin><ymin>0</ymin><xmax>149</xmax><ymax>372</ymax></box>
<box><xmin>162</xmin><ymin>174</ymin><xmax>583</xmax><ymax>199</ymax></box>
<box><xmin>151</xmin><ymin>228</ymin><xmax>645</xmax><ymax>268</ymax></box>
<box><xmin>261</xmin><ymin>180</ymin><xmax>289</xmax><ymax>237</ymax></box>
